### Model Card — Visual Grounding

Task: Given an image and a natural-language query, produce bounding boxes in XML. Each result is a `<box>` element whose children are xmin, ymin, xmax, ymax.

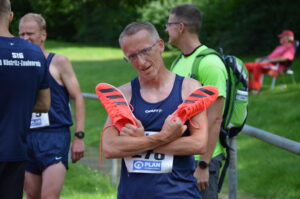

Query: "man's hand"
<box><xmin>194</xmin><ymin>166</ymin><xmax>209</xmax><ymax>191</ymax></box>
<box><xmin>120</xmin><ymin>119</ymin><xmax>144</xmax><ymax>137</ymax></box>
<box><xmin>161</xmin><ymin>115</ymin><xmax>187</xmax><ymax>141</ymax></box>
<box><xmin>71</xmin><ymin>137</ymin><xmax>85</xmax><ymax>163</ymax></box>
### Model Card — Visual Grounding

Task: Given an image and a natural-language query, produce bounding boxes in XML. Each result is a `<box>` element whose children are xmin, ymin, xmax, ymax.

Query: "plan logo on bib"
<box><xmin>133</xmin><ymin>160</ymin><xmax>162</xmax><ymax>171</ymax></box>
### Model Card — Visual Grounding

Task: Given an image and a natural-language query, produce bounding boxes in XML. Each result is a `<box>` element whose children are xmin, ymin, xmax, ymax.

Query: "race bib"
<box><xmin>124</xmin><ymin>131</ymin><xmax>174</xmax><ymax>173</ymax></box>
<box><xmin>30</xmin><ymin>113</ymin><xmax>50</xmax><ymax>129</ymax></box>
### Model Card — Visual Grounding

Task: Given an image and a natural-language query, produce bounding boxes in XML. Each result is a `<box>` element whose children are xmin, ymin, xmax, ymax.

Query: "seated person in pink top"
<box><xmin>245</xmin><ymin>30</ymin><xmax>295</xmax><ymax>93</ymax></box>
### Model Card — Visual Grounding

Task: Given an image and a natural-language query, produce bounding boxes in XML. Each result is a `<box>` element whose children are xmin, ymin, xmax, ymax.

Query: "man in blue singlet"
<box><xmin>19</xmin><ymin>13</ymin><xmax>85</xmax><ymax>199</ymax></box>
<box><xmin>0</xmin><ymin>1</ymin><xmax>50</xmax><ymax>198</ymax></box>
<box><xmin>102</xmin><ymin>22</ymin><xmax>208</xmax><ymax>199</ymax></box>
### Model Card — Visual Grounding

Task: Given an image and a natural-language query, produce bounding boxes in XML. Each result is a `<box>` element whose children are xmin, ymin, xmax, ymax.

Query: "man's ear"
<box><xmin>8</xmin><ymin>11</ymin><xmax>14</xmax><ymax>23</ymax></box>
<box><xmin>178</xmin><ymin>22</ymin><xmax>185</xmax><ymax>34</ymax></box>
<box><xmin>41</xmin><ymin>30</ymin><xmax>47</xmax><ymax>43</ymax></box>
<box><xmin>158</xmin><ymin>39</ymin><xmax>165</xmax><ymax>54</ymax></box>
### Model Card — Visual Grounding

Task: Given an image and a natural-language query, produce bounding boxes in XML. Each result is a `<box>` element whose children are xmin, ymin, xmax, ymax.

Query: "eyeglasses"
<box><xmin>165</xmin><ymin>22</ymin><xmax>189</xmax><ymax>29</ymax></box>
<box><xmin>124</xmin><ymin>42</ymin><xmax>158</xmax><ymax>63</ymax></box>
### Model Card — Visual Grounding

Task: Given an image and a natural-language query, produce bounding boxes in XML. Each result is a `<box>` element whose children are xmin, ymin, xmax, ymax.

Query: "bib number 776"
<box><xmin>132</xmin><ymin>150</ymin><xmax>165</xmax><ymax>160</ymax></box>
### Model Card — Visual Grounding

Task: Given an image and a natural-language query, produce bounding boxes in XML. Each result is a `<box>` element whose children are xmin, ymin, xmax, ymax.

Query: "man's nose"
<box><xmin>136</xmin><ymin>54</ymin><xmax>147</xmax><ymax>65</ymax></box>
<box><xmin>22</xmin><ymin>34</ymin><xmax>30</xmax><ymax>40</ymax></box>
<box><xmin>165</xmin><ymin>26</ymin><xmax>169</xmax><ymax>32</ymax></box>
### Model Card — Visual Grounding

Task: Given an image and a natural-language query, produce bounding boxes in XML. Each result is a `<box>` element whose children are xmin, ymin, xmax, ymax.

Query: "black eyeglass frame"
<box><xmin>165</xmin><ymin>22</ymin><xmax>190</xmax><ymax>28</ymax></box>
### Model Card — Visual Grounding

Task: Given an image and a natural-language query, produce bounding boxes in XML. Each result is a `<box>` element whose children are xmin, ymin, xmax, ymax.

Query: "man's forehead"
<box><xmin>128</xmin><ymin>29</ymin><xmax>151</xmax><ymax>39</ymax></box>
<box><xmin>19</xmin><ymin>20</ymin><xmax>39</xmax><ymax>28</ymax></box>
<box><xmin>122</xmin><ymin>30</ymin><xmax>153</xmax><ymax>45</ymax></box>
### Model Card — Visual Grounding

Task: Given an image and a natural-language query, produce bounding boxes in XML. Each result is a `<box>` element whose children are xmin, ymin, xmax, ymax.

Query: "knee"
<box><xmin>41</xmin><ymin>189</ymin><xmax>61</xmax><ymax>199</ymax></box>
<box><xmin>25</xmin><ymin>191</ymin><xmax>41</xmax><ymax>199</ymax></box>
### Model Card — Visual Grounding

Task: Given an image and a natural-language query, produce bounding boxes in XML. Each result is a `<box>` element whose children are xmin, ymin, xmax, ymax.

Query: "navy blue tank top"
<box><xmin>118</xmin><ymin>75</ymin><xmax>201</xmax><ymax>199</ymax></box>
<box><xmin>45</xmin><ymin>53</ymin><xmax>72</xmax><ymax>128</ymax></box>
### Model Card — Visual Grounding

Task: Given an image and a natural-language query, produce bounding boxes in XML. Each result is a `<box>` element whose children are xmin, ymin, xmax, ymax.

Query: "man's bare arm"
<box><xmin>33</xmin><ymin>88</ymin><xmax>50</xmax><ymax>113</ymax></box>
<box><xmin>55</xmin><ymin>54</ymin><xmax>85</xmax><ymax>163</ymax></box>
<box><xmin>102</xmin><ymin>116</ymin><xmax>186</xmax><ymax>158</ymax></box>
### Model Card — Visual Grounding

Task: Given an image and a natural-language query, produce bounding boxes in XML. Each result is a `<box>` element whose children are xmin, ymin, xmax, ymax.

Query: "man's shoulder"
<box><xmin>182</xmin><ymin>77</ymin><xmax>201</xmax><ymax>99</ymax></box>
<box><xmin>198</xmin><ymin>48</ymin><xmax>225</xmax><ymax>69</ymax></box>
<box><xmin>51</xmin><ymin>53</ymin><xmax>70</xmax><ymax>65</ymax></box>
<box><xmin>183</xmin><ymin>76</ymin><xmax>201</xmax><ymax>87</ymax></box>
<box><xmin>4</xmin><ymin>37</ymin><xmax>44</xmax><ymax>56</ymax></box>
<box><xmin>119</xmin><ymin>82</ymin><xmax>132</xmax><ymax>102</ymax></box>
<box><xmin>50</xmin><ymin>53</ymin><xmax>73</xmax><ymax>74</ymax></box>
<box><xmin>188</xmin><ymin>45</ymin><xmax>224</xmax><ymax>66</ymax></box>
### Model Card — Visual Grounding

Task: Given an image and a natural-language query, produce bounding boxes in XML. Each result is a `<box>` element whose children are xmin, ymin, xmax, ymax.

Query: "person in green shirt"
<box><xmin>166</xmin><ymin>4</ymin><xmax>228</xmax><ymax>199</ymax></box>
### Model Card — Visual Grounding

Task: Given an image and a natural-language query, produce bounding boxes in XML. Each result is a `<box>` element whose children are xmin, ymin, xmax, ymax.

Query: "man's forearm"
<box><xmin>74</xmin><ymin>95</ymin><xmax>85</xmax><ymax>132</ymax></box>
<box><xmin>103</xmin><ymin>129</ymin><xmax>177</xmax><ymax>158</ymax></box>
<box><xmin>155</xmin><ymin>135</ymin><xmax>206</xmax><ymax>156</ymax></box>
<box><xmin>199</xmin><ymin>122</ymin><xmax>221</xmax><ymax>162</ymax></box>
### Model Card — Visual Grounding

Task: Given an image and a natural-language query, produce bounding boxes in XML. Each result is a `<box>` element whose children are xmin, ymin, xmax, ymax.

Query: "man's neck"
<box><xmin>139</xmin><ymin>69</ymin><xmax>176</xmax><ymax>103</ymax></box>
<box><xmin>140</xmin><ymin>67</ymin><xmax>173</xmax><ymax>88</ymax></box>
<box><xmin>38</xmin><ymin>44</ymin><xmax>48</xmax><ymax>57</ymax></box>
<box><xmin>42</xmin><ymin>48</ymin><xmax>49</xmax><ymax>58</ymax></box>
<box><xmin>178</xmin><ymin>33</ymin><xmax>201</xmax><ymax>55</ymax></box>
<box><xmin>0</xmin><ymin>25</ymin><xmax>13</xmax><ymax>37</ymax></box>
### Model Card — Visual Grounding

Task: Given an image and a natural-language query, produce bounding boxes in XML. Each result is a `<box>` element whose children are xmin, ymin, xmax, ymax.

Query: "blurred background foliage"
<box><xmin>10</xmin><ymin>0</ymin><xmax>300</xmax><ymax>55</ymax></box>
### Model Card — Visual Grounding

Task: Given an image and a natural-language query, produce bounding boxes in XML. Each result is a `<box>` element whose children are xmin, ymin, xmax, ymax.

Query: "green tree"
<box><xmin>10</xmin><ymin>0</ymin><xmax>300</xmax><ymax>53</ymax></box>
<box><xmin>199</xmin><ymin>0</ymin><xmax>300</xmax><ymax>55</ymax></box>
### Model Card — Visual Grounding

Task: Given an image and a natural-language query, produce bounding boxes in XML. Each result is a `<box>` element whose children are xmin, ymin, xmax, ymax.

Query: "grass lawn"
<box><xmin>46</xmin><ymin>41</ymin><xmax>300</xmax><ymax>199</ymax></box>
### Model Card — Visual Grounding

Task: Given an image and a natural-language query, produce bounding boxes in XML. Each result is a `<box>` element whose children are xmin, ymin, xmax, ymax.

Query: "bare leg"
<box><xmin>24</xmin><ymin>171</ymin><xmax>42</xmax><ymax>199</ymax></box>
<box><xmin>41</xmin><ymin>162</ymin><xmax>66</xmax><ymax>199</ymax></box>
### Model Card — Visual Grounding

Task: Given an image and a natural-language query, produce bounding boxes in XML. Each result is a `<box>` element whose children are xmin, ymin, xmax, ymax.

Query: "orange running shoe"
<box><xmin>172</xmin><ymin>86</ymin><xmax>219</xmax><ymax>123</ymax></box>
<box><xmin>95</xmin><ymin>83</ymin><xmax>137</xmax><ymax>131</ymax></box>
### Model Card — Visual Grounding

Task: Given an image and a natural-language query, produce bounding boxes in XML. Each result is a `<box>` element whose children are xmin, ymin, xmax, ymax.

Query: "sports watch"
<box><xmin>75</xmin><ymin>131</ymin><xmax>85</xmax><ymax>139</ymax></box>
<box><xmin>198</xmin><ymin>160</ymin><xmax>209</xmax><ymax>169</ymax></box>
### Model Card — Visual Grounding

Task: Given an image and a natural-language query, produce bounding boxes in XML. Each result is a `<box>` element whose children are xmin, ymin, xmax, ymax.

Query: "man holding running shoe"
<box><xmin>98</xmin><ymin>21</ymin><xmax>218</xmax><ymax>199</ymax></box>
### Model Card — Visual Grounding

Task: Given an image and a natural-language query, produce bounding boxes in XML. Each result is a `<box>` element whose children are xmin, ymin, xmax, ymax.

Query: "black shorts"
<box><xmin>0</xmin><ymin>161</ymin><xmax>25</xmax><ymax>199</ymax></box>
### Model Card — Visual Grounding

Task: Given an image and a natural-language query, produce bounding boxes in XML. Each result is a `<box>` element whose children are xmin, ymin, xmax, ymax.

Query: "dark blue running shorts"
<box><xmin>26</xmin><ymin>127</ymin><xmax>71</xmax><ymax>175</ymax></box>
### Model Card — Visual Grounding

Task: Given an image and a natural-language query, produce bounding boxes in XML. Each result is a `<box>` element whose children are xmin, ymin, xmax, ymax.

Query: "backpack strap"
<box><xmin>191</xmin><ymin>48</ymin><xmax>223</xmax><ymax>80</ymax></box>
<box><xmin>170</xmin><ymin>53</ymin><xmax>183</xmax><ymax>71</ymax></box>
<box><xmin>218</xmin><ymin>111</ymin><xmax>247</xmax><ymax>192</ymax></box>
<box><xmin>218</xmin><ymin>144</ymin><xmax>230</xmax><ymax>192</ymax></box>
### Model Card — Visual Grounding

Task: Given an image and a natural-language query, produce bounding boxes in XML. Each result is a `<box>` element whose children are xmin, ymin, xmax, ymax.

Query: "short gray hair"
<box><xmin>19</xmin><ymin>13</ymin><xmax>46</xmax><ymax>31</ymax></box>
<box><xmin>119</xmin><ymin>22</ymin><xmax>160</xmax><ymax>45</ymax></box>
